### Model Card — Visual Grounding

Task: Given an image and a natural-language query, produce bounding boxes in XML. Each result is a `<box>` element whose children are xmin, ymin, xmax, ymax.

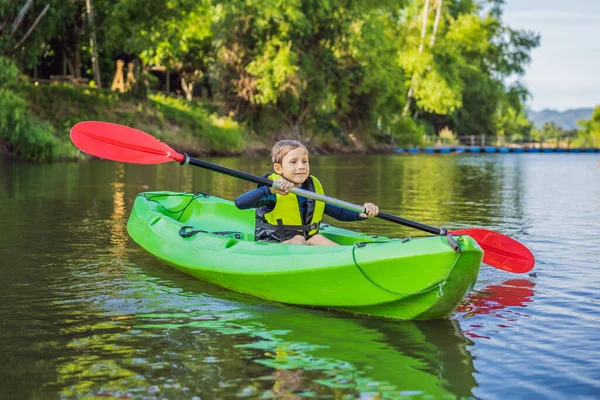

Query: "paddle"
<box><xmin>70</xmin><ymin>121</ymin><xmax>535</xmax><ymax>273</ymax></box>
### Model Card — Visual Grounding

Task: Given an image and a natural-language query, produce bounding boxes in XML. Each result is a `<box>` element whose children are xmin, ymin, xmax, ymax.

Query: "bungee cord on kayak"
<box><xmin>140</xmin><ymin>192</ymin><xmax>209</xmax><ymax>222</ymax></box>
<box><xmin>350</xmin><ymin>241</ymin><xmax>461</xmax><ymax>297</ymax></box>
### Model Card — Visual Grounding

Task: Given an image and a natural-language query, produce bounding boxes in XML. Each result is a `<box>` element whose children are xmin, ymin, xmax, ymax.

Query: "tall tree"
<box><xmin>85</xmin><ymin>0</ymin><xmax>101</xmax><ymax>87</ymax></box>
<box><xmin>399</xmin><ymin>0</ymin><xmax>539</xmax><ymax>136</ymax></box>
<box><xmin>402</xmin><ymin>0</ymin><xmax>431</xmax><ymax>117</ymax></box>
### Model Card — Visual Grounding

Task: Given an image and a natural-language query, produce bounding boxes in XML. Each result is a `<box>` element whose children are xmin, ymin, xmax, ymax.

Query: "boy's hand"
<box><xmin>271</xmin><ymin>178</ymin><xmax>294</xmax><ymax>195</ymax></box>
<box><xmin>360</xmin><ymin>202</ymin><xmax>379</xmax><ymax>218</ymax></box>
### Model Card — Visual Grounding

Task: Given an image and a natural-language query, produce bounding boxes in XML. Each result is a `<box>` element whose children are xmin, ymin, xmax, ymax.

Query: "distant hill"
<box><xmin>527</xmin><ymin>108</ymin><xmax>594</xmax><ymax>130</ymax></box>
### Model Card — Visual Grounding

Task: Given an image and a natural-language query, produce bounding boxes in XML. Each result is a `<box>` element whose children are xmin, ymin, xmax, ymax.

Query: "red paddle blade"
<box><xmin>70</xmin><ymin>121</ymin><xmax>184</xmax><ymax>164</ymax></box>
<box><xmin>450</xmin><ymin>228</ymin><xmax>535</xmax><ymax>273</ymax></box>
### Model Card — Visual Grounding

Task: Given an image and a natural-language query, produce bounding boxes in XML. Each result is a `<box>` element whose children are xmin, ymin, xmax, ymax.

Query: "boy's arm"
<box><xmin>324</xmin><ymin>204</ymin><xmax>367</xmax><ymax>221</ymax></box>
<box><xmin>235</xmin><ymin>187</ymin><xmax>275</xmax><ymax>209</ymax></box>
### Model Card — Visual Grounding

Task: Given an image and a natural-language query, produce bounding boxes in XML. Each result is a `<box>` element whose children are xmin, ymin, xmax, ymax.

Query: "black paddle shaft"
<box><xmin>185</xmin><ymin>155</ymin><xmax>447</xmax><ymax>238</ymax></box>
<box><xmin>376</xmin><ymin>212</ymin><xmax>443</xmax><ymax>235</ymax></box>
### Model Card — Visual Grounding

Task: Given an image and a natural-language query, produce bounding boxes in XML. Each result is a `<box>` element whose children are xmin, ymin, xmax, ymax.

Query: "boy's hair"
<box><xmin>271</xmin><ymin>140</ymin><xmax>309</xmax><ymax>165</ymax></box>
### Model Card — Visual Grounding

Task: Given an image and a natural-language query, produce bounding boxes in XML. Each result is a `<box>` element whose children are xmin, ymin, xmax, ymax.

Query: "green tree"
<box><xmin>214</xmin><ymin>0</ymin><xmax>408</xmax><ymax>139</ymax></box>
<box><xmin>454</xmin><ymin>2</ymin><xmax>539</xmax><ymax>136</ymax></box>
<box><xmin>577</xmin><ymin>105</ymin><xmax>600</xmax><ymax>147</ymax></box>
<box><xmin>105</xmin><ymin>0</ymin><xmax>214</xmax><ymax>99</ymax></box>
<box><xmin>399</xmin><ymin>0</ymin><xmax>539</xmax><ymax>136</ymax></box>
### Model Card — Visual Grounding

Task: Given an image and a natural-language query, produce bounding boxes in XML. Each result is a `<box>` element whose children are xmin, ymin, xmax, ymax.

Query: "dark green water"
<box><xmin>1</xmin><ymin>154</ymin><xmax>599</xmax><ymax>399</ymax></box>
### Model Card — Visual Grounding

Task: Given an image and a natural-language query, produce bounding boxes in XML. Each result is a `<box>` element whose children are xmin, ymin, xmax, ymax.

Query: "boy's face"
<box><xmin>274</xmin><ymin>146</ymin><xmax>310</xmax><ymax>186</ymax></box>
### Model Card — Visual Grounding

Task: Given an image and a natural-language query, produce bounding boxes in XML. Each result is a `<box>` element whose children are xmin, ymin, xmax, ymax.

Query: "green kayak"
<box><xmin>127</xmin><ymin>191</ymin><xmax>483</xmax><ymax>320</ymax></box>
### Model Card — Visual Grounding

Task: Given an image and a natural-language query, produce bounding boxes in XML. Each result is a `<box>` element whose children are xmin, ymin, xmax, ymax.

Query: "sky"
<box><xmin>502</xmin><ymin>0</ymin><xmax>600</xmax><ymax>111</ymax></box>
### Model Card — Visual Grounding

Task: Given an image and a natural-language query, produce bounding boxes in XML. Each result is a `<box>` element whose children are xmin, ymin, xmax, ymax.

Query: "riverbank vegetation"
<box><xmin>1</xmin><ymin>0</ymin><xmax>598</xmax><ymax>161</ymax></box>
<box><xmin>1</xmin><ymin>59</ymin><xmax>244</xmax><ymax>160</ymax></box>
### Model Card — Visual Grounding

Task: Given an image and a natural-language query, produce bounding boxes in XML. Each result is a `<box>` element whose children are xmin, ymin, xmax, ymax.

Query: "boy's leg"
<box><xmin>306</xmin><ymin>234</ymin><xmax>338</xmax><ymax>246</ymax></box>
<box><xmin>282</xmin><ymin>235</ymin><xmax>307</xmax><ymax>245</ymax></box>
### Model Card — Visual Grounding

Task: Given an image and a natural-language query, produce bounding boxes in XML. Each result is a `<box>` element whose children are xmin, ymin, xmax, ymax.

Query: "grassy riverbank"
<box><xmin>11</xmin><ymin>85</ymin><xmax>247</xmax><ymax>161</ymax></box>
<box><xmin>3</xmin><ymin>82</ymin><xmax>395</xmax><ymax>162</ymax></box>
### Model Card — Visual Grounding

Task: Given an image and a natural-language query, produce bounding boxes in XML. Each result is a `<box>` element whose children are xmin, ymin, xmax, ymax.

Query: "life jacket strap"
<box><xmin>256</xmin><ymin>220</ymin><xmax>320</xmax><ymax>241</ymax></box>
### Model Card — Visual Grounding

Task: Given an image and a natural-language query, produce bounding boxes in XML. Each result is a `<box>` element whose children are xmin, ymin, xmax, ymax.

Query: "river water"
<box><xmin>1</xmin><ymin>153</ymin><xmax>599</xmax><ymax>399</ymax></box>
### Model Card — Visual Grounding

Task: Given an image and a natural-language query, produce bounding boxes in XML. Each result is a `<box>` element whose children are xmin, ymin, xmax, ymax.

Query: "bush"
<box><xmin>390</xmin><ymin>116</ymin><xmax>426</xmax><ymax>147</ymax></box>
<box><xmin>0</xmin><ymin>57</ymin><xmax>23</xmax><ymax>92</ymax></box>
<box><xmin>0</xmin><ymin>88</ymin><xmax>60</xmax><ymax>161</ymax></box>
<box><xmin>0</xmin><ymin>57</ymin><xmax>61</xmax><ymax>161</ymax></box>
<box><xmin>149</xmin><ymin>94</ymin><xmax>244</xmax><ymax>153</ymax></box>
<box><xmin>26</xmin><ymin>84</ymin><xmax>122</xmax><ymax>138</ymax></box>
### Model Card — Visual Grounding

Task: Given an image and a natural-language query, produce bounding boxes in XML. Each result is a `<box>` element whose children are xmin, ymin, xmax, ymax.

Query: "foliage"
<box><xmin>0</xmin><ymin>0</ymin><xmax>65</xmax><ymax>67</ymax></box>
<box><xmin>0</xmin><ymin>57</ymin><xmax>61</xmax><ymax>161</ymax></box>
<box><xmin>528</xmin><ymin>121</ymin><xmax>579</xmax><ymax>148</ymax></box>
<box><xmin>149</xmin><ymin>93</ymin><xmax>244</xmax><ymax>153</ymax></box>
<box><xmin>400</xmin><ymin>0</ymin><xmax>539</xmax><ymax>136</ymax></box>
<box><xmin>1</xmin><ymin>0</ymin><xmax>543</xmax><ymax>160</ymax></box>
<box><xmin>495</xmin><ymin>83</ymin><xmax>533</xmax><ymax>139</ymax></box>
<box><xmin>390</xmin><ymin>116</ymin><xmax>427</xmax><ymax>146</ymax></box>
<box><xmin>27</xmin><ymin>84</ymin><xmax>121</xmax><ymax>134</ymax></box>
<box><xmin>213</xmin><ymin>0</ymin><xmax>409</xmax><ymax>138</ymax></box>
<box><xmin>0</xmin><ymin>55</ymin><xmax>243</xmax><ymax>161</ymax></box>
<box><xmin>576</xmin><ymin>105</ymin><xmax>600</xmax><ymax>147</ymax></box>
<box><xmin>25</xmin><ymin>84</ymin><xmax>244</xmax><ymax>156</ymax></box>
<box><xmin>103</xmin><ymin>0</ymin><xmax>215</xmax><ymax>98</ymax></box>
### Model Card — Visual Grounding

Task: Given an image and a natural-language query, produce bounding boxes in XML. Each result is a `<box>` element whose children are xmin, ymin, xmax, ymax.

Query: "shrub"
<box><xmin>0</xmin><ymin>57</ymin><xmax>60</xmax><ymax>161</ymax></box>
<box><xmin>390</xmin><ymin>116</ymin><xmax>426</xmax><ymax>147</ymax></box>
<box><xmin>149</xmin><ymin>94</ymin><xmax>244</xmax><ymax>153</ymax></box>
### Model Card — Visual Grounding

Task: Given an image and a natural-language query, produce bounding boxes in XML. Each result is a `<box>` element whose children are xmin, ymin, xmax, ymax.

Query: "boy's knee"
<box><xmin>283</xmin><ymin>235</ymin><xmax>306</xmax><ymax>245</ymax></box>
<box><xmin>307</xmin><ymin>234</ymin><xmax>338</xmax><ymax>246</ymax></box>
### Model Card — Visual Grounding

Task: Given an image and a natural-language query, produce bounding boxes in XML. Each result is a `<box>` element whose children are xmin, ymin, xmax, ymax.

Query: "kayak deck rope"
<box><xmin>140</xmin><ymin>191</ymin><xmax>209</xmax><ymax>221</ymax></box>
<box><xmin>351</xmin><ymin>240</ymin><xmax>462</xmax><ymax>297</ymax></box>
<box><xmin>179</xmin><ymin>225</ymin><xmax>242</xmax><ymax>239</ymax></box>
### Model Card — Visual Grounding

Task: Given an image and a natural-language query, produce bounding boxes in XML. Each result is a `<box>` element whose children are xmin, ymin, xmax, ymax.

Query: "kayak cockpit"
<box><xmin>137</xmin><ymin>191</ymin><xmax>391</xmax><ymax>245</ymax></box>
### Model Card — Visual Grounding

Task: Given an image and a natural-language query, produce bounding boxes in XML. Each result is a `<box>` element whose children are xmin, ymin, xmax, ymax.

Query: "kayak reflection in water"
<box><xmin>235</xmin><ymin>140</ymin><xmax>379</xmax><ymax>245</ymax></box>
<box><xmin>250</xmin><ymin>313</ymin><xmax>479</xmax><ymax>398</ymax></box>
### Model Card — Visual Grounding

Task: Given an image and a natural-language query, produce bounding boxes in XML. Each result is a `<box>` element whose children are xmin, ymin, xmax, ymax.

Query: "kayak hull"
<box><xmin>127</xmin><ymin>192</ymin><xmax>483</xmax><ymax>320</ymax></box>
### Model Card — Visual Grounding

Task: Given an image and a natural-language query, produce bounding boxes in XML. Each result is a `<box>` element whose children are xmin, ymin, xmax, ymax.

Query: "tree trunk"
<box><xmin>277</xmin><ymin>100</ymin><xmax>310</xmax><ymax>140</ymax></box>
<box><xmin>10</xmin><ymin>4</ymin><xmax>49</xmax><ymax>52</ymax></box>
<box><xmin>73</xmin><ymin>41</ymin><xmax>81</xmax><ymax>79</ymax></box>
<box><xmin>9</xmin><ymin>0</ymin><xmax>33</xmax><ymax>39</ymax></box>
<box><xmin>417</xmin><ymin>0</ymin><xmax>430</xmax><ymax>54</ymax></box>
<box><xmin>402</xmin><ymin>0</ymin><xmax>431</xmax><ymax>117</ymax></box>
<box><xmin>429</xmin><ymin>0</ymin><xmax>443</xmax><ymax>47</ymax></box>
<box><xmin>290</xmin><ymin>123</ymin><xmax>302</xmax><ymax>140</ymax></box>
<box><xmin>86</xmin><ymin>0</ymin><xmax>101</xmax><ymax>88</ymax></box>
<box><xmin>181</xmin><ymin>76</ymin><xmax>194</xmax><ymax>101</ymax></box>
<box><xmin>62</xmin><ymin>45</ymin><xmax>67</xmax><ymax>75</ymax></box>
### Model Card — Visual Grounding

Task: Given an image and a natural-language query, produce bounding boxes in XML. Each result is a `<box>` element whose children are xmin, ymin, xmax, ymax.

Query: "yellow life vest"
<box><xmin>256</xmin><ymin>173</ymin><xmax>325</xmax><ymax>241</ymax></box>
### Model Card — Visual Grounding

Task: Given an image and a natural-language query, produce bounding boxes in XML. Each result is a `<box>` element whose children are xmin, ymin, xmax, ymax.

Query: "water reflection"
<box><xmin>84</xmin><ymin>256</ymin><xmax>480</xmax><ymax>399</ymax></box>
<box><xmin>457</xmin><ymin>279</ymin><xmax>536</xmax><ymax>339</ymax></box>
<box><xmin>109</xmin><ymin>164</ymin><xmax>128</xmax><ymax>258</ymax></box>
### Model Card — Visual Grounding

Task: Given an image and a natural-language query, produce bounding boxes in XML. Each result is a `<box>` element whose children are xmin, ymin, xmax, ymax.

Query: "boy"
<box><xmin>235</xmin><ymin>140</ymin><xmax>379</xmax><ymax>245</ymax></box>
